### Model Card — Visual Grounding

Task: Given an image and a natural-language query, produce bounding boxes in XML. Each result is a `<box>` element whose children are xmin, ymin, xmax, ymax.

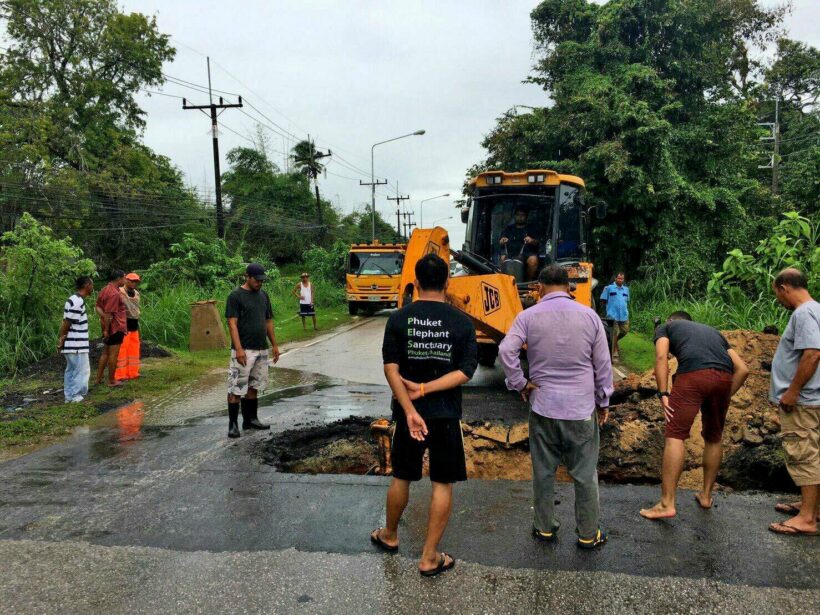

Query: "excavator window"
<box><xmin>556</xmin><ymin>185</ymin><xmax>583</xmax><ymax>260</ymax></box>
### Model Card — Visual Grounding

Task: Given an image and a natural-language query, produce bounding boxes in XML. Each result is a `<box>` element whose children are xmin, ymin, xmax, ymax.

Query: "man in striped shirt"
<box><xmin>58</xmin><ymin>276</ymin><xmax>94</xmax><ymax>402</ymax></box>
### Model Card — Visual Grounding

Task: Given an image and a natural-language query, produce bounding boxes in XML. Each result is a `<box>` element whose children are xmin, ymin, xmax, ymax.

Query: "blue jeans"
<box><xmin>64</xmin><ymin>352</ymin><xmax>90</xmax><ymax>402</ymax></box>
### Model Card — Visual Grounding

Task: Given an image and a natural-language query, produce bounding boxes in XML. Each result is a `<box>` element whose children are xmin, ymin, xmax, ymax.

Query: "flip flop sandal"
<box><xmin>420</xmin><ymin>553</ymin><xmax>456</xmax><ymax>577</ymax></box>
<box><xmin>370</xmin><ymin>528</ymin><xmax>398</xmax><ymax>552</ymax></box>
<box><xmin>532</xmin><ymin>526</ymin><xmax>557</xmax><ymax>542</ymax></box>
<box><xmin>775</xmin><ymin>503</ymin><xmax>820</xmax><ymax>520</ymax></box>
<box><xmin>768</xmin><ymin>521</ymin><xmax>820</xmax><ymax>536</ymax></box>
<box><xmin>577</xmin><ymin>529</ymin><xmax>608</xmax><ymax>549</ymax></box>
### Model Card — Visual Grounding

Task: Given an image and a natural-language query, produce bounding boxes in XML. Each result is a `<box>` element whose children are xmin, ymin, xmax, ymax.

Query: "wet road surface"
<box><xmin>1</xmin><ymin>316</ymin><xmax>817</xmax><ymax>613</ymax></box>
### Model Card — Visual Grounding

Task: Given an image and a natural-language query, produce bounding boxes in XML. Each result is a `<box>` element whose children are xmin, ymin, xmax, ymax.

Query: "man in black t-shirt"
<box><xmin>640</xmin><ymin>311</ymin><xmax>749</xmax><ymax>521</ymax></box>
<box><xmin>370</xmin><ymin>253</ymin><xmax>477</xmax><ymax>577</ymax></box>
<box><xmin>499</xmin><ymin>206</ymin><xmax>540</xmax><ymax>280</ymax></box>
<box><xmin>224</xmin><ymin>263</ymin><xmax>280</xmax><ymax>439</ymax></box>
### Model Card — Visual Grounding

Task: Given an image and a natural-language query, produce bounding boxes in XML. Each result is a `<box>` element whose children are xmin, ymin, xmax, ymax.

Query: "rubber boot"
<box><xmin>241</xmin><ymin>398</ymin><xmax>269</xmax><ymax>430</ymax></box>
<box><xmin>228</xmin><ymin>402</ymin><xmax>240</xmax><ymax>438</ymax></box>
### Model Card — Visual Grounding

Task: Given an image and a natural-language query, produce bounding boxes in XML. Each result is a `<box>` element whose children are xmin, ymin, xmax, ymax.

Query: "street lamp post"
<box><xmin>431</xmin><ymin>216</ymin><xmax>453</xmax><ymax>226</ymax></box>
<box><xmin>369</xmin><ymin>130</ymin><xmax>425</xmax><ymax>242</ymax></box>
<box><xmin>419</xmin><ymin>193</ymin><xmax>450</xmax><ymax>228</ymax></box>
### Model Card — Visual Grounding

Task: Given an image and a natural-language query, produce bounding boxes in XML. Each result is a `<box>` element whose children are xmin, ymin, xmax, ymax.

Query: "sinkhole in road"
<box><xmin>257</xmin><ymin>413</ymin><xmax>794</xmax><ymax>491</ymax></box>
<box><xmin>259</xmin><ymin>417</ymin><xmax>578</xmax><ymax>482</ymax></box>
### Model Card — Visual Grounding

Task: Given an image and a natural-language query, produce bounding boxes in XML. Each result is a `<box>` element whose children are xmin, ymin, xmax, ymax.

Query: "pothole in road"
<box><xmin>258</xmin><ymin>413</ymin><xmax>794</xmax><ymax>492</ymax></box>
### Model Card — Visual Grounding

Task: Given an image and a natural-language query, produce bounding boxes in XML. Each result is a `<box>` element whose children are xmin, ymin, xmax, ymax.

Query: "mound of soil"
<box><xmin>603</xmin><ymin>329</ymin><xmax>788</xmax><ymax>491</ymax></box>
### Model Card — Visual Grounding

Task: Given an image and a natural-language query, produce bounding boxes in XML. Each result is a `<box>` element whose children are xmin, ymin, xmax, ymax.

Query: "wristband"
<box><xmin>656</xmin><ymin>391</ymin><xmax>669</xmax><ymax>399</ymax></box>
<box><xmin>420</xmin><ymin>382</ymin><xmax>425</xmax><ymax>397</ymax></box>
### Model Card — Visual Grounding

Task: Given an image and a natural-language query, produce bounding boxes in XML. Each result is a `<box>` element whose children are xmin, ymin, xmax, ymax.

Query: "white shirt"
<box><xmin>299</xmin><ymin>282</ymin><xmax>313</xmax><ymax>305</ymax></box>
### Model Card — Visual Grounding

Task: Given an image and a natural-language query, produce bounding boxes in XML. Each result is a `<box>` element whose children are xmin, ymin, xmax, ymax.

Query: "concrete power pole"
<box><xmin>386</xmin><ymin>185</ymin><xmax>410</xmax><ymax>240</ymax></box>
<box><xmin>182</xmin><ymin>57</ymin><xmax>243</xmax><ymax>239</ymax></box>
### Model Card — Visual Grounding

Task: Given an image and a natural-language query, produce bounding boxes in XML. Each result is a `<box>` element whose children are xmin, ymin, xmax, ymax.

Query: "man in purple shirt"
<box><xmin>499</xmin><ymin>265</ymin><xmax>614</xmax><ymax>549</ymax></box>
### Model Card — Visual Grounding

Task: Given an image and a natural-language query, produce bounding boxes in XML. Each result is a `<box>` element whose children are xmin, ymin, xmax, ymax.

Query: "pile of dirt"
<box><xmin>602</xmin><ymin>329</ymin><xmax>789</xmax><ymax>491</ymax></box>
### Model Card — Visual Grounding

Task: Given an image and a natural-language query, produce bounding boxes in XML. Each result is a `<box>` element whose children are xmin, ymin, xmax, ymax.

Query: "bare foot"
<box><xmin>695</xmin><ymin>492</ymin><xmax>713</xmax><ymax>509</ymax></box>
<box><xmin>640</xmin><ymin>502</ymin><xmax>677</xmax><ymax>520</ymax></box>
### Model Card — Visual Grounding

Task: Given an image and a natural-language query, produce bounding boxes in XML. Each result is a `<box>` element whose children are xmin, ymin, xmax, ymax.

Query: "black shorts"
<box><xmin>105</xmin><ymin>331</ymin><xmax>125</xmax><ymax>346</ymax></box>
<box><xmin>392</xmin><ymin>417</ymin><xmax>467</xmax><ymax>484</ymax></box>
<box><xmin>299</xmin><ymin>303</ymin><xmax>315</xmax><ymax>316</ymax></box>
<box><xmin>126</xmin><ymin>318</ymin><xmax>139</xmax><ymax>332</ymax></box>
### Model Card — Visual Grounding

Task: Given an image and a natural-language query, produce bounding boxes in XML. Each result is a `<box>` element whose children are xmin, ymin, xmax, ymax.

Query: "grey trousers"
<box><xmin>529</xmin><ymin>411</ymin><xmax>600</xmax><ymax>539</ymax></box>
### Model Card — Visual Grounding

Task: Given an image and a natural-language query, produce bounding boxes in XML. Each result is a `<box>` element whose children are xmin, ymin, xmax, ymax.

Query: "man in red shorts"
<box><xmin>640</xmin><ymin>311</ymin><xmax>749</xmax><ymax>519</ymax></box>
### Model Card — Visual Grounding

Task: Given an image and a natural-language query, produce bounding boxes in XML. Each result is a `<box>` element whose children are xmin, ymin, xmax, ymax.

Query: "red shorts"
<box><xmin>667</xmin><ymin>369</ymin><xmax>733</xmax><ymax>443</ymax></box>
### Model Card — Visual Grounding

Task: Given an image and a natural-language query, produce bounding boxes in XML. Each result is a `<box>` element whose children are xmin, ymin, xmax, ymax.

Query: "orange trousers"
<box><xmin>115</xmin><ymin>330</ymin><xmax>141</xmax><ymax>380</ymax></box>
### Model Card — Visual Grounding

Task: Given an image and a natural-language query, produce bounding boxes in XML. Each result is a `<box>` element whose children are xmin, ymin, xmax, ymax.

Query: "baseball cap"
<box><xmin>125</xmin><ymin>272</ymin><xmax>141</xmax><ymax>282</ymax></box>
<box><xmin>246</xmin><ymin>263</ymin><xmax>267</xmax><ymax>281</ymax></box>
<box><xmin>300</xmin><ymin>272</ymin><xmax>309</xmax><ymax>278</ymax></box>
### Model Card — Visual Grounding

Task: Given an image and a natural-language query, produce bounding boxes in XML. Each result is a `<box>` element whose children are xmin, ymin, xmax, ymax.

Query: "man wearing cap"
<box><xmin>225</xmin><ymin>263</ymin><xmax>280</xmax><ymax>438</ymax></box>
<box><xmin>292</xmin><ymin>272</ymin><xmax>317</xmax><ymax>331</ymax></box>
<box><xmin>115</xmin><ymin>273</ymin><xmax>142</xmax><ymax>381</ymax></box>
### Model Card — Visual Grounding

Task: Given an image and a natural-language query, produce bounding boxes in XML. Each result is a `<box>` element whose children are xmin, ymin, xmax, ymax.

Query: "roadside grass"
<box><xmin>619</xmin><ymin>332</ymin><xmax>655</xmax><ymax>374</ymax></box>
<box><xmin>0</xmin><ymin>308</ymin><xmax>352</xmax><ymax>453</ymax></box>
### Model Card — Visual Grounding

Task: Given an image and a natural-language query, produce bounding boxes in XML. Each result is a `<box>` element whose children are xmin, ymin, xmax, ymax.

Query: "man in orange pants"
<box><xmin>115</xmin><ymin>273</ymin><xmax>141</xmax><ymax>380</ymax></box>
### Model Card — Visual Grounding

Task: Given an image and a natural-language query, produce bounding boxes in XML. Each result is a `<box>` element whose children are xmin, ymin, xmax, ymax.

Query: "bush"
<box><xmin>0</xmin><ymin>214</ymin><xmax>96</xmax><ymax>373</ymax></box>
<box><xmin>301</xmin><ymin>241</ymin><xmax>348</xmax><ymax>284</ymax></box>
<box><xmin>142</xmin><ymin>234</ymin><xmax>280</xmax><ymax>291</ymax></box>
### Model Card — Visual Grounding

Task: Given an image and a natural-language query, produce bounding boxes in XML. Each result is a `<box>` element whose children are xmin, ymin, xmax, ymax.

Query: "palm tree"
<box><xmin>291</xmin><ymin>139</ymin><xmax>331</xmax><ymax>242</ymax></box>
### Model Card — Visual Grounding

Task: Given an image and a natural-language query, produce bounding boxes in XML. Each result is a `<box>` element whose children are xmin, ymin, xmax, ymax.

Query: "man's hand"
<box><xmin>401</xmin><ymin>378</ymin><xmax>422</xmax><ymax>401</ymax></box>
<box><xmin>779</xmin><ymin>389</ymin><xmax>799</xmax><ymax>413</ymax></box>
<box><xmin>661</xmin><ymin>396</ymin><xmax>674</xmax><ymax>422</ymax></box>
<box><xmin>597</xmin><ymin>406</ymin><xmax>609</xmax><ymax>426</ymax></box>
<box><xmin>499</xmin><ymin>237</ymin><xmax>509</xmax><ymax>246</ymax></box>
<box><xmin>406</xmin><ymin>411</ymin><xmax>428</xmax><ymax>442</ymax></box>
<box><xmin>520</xmin><ymin>381</ymin><xmax>538</xmax><ymax>403</ymax></box>
<box><xmin>56</xmin><ymin>336</ymin><xmax>65</xmax><ymax>353</ymax></box>
<box><xmin>524</xmin><ymin>235</ymin><xmax>535</xmax><ymax>245</ymax></box>
<box><xmin>235</xmin><ymin>348</ymin><xmax>247</xmax><ymax>367</ymax></box>
<box><xmin>271</xmin><ymin>345</ymin><xmax>280</xmax><ymax>364</ymax></box>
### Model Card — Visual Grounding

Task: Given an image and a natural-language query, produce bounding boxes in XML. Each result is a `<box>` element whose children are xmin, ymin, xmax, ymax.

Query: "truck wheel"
<box><xmin>477</xmin><ymin>345</ymin><xmax>498</xmax><ymax>367</ymax></box>
<box><xmin>348</xmin><ymin>302</ymin><xmax>359</xmax><ymax>316</ymax></box>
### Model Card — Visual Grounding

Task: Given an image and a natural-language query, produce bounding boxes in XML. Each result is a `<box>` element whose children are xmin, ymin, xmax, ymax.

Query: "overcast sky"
<box><xmin>124</xmin><ymin>0</ymin><xmax>819</xmax><ymax>247</ymax></box>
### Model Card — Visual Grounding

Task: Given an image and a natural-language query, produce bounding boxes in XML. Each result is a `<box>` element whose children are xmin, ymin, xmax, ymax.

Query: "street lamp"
<box><xmin>369</xmin><ymin>130</ymin><xmax>425</xmax><ymax>241</ymax></box>
<box><xmin>419</xmin><ymin>193</ymin><xmax>450</xmax><ymax>228</ymax></box>
<box><xmin>431</xmin><ymin>216</ymin><xmax>453</xmax><ymax>226</ymax></box>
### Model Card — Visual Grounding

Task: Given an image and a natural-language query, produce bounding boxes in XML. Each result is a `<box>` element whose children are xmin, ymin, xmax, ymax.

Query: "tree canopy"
<box><xmin>472</xmin><ymin>0</ymin><xmax>819</xmax><ymax>290</ymax></box>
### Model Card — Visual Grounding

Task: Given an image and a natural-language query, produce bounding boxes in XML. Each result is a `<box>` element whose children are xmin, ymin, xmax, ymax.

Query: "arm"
<box><xmin>403</xmin><ymin>370</ymin><xmax>470</xmax><ymax>400</ymax></box>
<box><xmin>95</xmin><ymin>305</ymin><xmax>112</xmax><ymax>338</ymax></box>
<box><xmin>498</xmin><ymin>315</ymin><xmax>536</xmax><ymax>401</ymax></box>
<box><xmin>727</xmin><ymin>349</ymin><xmax>749</xmax><ymax>397</ymax></box>
<box><xmin>291</xmin><ymin>284</ymin><xmax>301</xmax><ymax>300</ymax></box>
<box><xmin>592</xmin><ymin>317</ymin><xmax>615</xmax><ymax>425</ymax></box>
<box><xmin>499</xmin><ymin>226</ymin><xmax>509</xmax><ymax>245</ymax></box>
<box><xmin>780</xmin><ymin>348</ymin><xmax>820</xmax><ymax>411</ymax></box>
<box><xmin>227</xmin><ymin>317</ymin><xmax>246</xmax><ymax>366</ymax></box>
<box><xmin>57</xmin><ymin>318</ymin><xmax>71</xmax><ymax>351</ymax></box>
<box><xmin>385</xmin><ymin>363</ymin><xmax>427</xmax><ymax>441</ymax></box>
<box><xmin>266</xmin><ymin>319</ymin><xmax>280</xmax><ymax>363</ymax></box>
<box><xmin>654</xmin><ymin>336</ymin><xmax>674</xmax><ymax>421</ymax></box>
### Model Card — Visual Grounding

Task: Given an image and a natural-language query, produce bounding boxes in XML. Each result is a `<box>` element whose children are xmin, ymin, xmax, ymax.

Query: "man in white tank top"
<box><xmin>292</xmin><ymin>272</ymin><xmax>317</xmax><ymax>330</ymax></box>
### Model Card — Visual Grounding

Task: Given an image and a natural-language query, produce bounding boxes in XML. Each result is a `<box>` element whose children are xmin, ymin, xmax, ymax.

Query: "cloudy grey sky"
<box><xmin>124</xmin><ymin>0</ymin><xmax>818</xmax><ymax>246</ymax></box>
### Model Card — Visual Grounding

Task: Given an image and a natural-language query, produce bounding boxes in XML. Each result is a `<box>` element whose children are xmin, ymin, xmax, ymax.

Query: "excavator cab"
<box><xmin>399</xmin><ymin>169</ymin><xmax>602</xmax><ymax>367</ymax></box>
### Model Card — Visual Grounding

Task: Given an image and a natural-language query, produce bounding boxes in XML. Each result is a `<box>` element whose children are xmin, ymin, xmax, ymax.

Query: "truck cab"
<box><xmin>345</xmin><ymin>241</ymin><xmax>405</xmax><ymax>315</ymax></box>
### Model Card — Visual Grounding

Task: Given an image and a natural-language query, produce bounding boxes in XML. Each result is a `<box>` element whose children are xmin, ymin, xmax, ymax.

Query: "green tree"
<box><xmin>291</xmin><ymin>139</ymin><xmax>331</xmax><ymax>244</ymax></box>
<box><xmin>471</xmin><ymin>0</ymin><xmax>818</xmax><ymax>292</ymax></box>
<box><xmin>0</xmin><ymin>0</ymin><xmax>209</xmax><ymax>270</ymax></box>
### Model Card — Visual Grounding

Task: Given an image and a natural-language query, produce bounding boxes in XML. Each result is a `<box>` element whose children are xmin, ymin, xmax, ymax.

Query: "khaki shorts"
<box><xmin>779</xmin><ymin>405</ymin><xmax>820</xmax><ymax>487</ymax></box>
<box><xmin>614</xmin><ymin>320</ymin><xmax>630</xmax><ymax>339</ymax></box>
<box><xmin>227</xmin><ymin>349</ymin><xmax>269</xmax><ymax>396</ymax></box>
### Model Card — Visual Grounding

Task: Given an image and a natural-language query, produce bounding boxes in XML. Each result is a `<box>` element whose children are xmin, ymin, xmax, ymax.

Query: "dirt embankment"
<box><xmin>262</xmin><ymin>330</ymin><xmax>792</xmax><ymax>492</ymax></box>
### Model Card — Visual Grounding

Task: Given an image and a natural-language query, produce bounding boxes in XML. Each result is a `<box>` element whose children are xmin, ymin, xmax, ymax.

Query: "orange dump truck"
<box><xmin>345</xmin><ymin>241</ymin><xmax>406</xmax><ymax>315</ymax></box>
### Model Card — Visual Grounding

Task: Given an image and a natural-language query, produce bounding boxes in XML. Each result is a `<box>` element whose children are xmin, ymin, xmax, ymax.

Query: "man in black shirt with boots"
<box><xmin>370</xmin><ymin>253</ymin><xmax>478</xmax><ymax>577</ymax></box>
<box><xmin>225</xmin><ymin>263</ymin><xmax>280</xmax><ymax>438</ymax></box>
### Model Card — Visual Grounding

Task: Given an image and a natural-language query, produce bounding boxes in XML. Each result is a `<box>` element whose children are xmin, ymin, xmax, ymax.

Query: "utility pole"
<box><xmin>360</xmin><ymin>173</ymin><xmax>388</xmax><ymax>243</ymax></box>
<box><xmin>386</xmin><ymin>183</ymin><xmax>410</xmax><ymax>240</ymax></box>
<box><xmin>182</xmin><ymin>57</ymin><xmax>243</xmax><ymax>239</ymax></box>
<box><xmin>400</xmin><ymin>210</ymin><xmax>415</xmax><ymax>239</ymax></box>
<box><xmin>305</xmin><ymin>134</ymin><xmax>331</xmax><ymax>243</ymax></box>
<box><xmin>758</xmin><ymin>86</ymin><xmax>781</xmax><ymax>197</ymax></box>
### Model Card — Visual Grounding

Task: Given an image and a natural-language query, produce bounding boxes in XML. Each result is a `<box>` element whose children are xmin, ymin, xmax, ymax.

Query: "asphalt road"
<box><xmin>0</xmin><ymin>316</ymin><xmax>817</xmax><ymax>614</ymax></box>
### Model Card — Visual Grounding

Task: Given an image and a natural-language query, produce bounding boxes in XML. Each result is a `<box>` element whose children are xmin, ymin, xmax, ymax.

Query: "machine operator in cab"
<box><xmin>499</xmin><ymin>206</ymin><xmax>540</xmax><ymax>281</ymax></box>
